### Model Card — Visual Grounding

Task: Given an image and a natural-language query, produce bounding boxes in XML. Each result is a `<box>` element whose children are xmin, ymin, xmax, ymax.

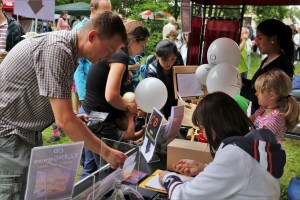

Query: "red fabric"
<box><xmin>187</xmin><ymin>17</ymin><xmax>202</xmax><ymax>65</ymax></box>
<box><xmin>191</xmin><ymin>0</ymin><xmax>300</xmax><ymax>5</ymax></box>
<box><xmin>201</xmin><ymin>19</ymin><xmax>240</xmax><ymax>64</ymax></box>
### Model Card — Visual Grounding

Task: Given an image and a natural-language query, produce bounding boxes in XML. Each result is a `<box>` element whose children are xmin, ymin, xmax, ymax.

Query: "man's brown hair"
<box><xmin>82</xmin><ymin>11</ymin><xmax>127</xmax><ymax>43</ymax></box>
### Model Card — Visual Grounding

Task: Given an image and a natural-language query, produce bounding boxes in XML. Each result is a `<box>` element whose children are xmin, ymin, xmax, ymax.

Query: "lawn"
<box><xmin>42</xmin><ymin>52</ymin><xmax>300</xmax><ymax>199</ymax></box>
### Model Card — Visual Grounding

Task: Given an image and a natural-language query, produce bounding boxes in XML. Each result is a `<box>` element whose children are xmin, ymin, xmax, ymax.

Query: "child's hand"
<box><xmin>77</xmin><ymin>114</ymin><xmax>89</xmax><ymax>122</ymax></box>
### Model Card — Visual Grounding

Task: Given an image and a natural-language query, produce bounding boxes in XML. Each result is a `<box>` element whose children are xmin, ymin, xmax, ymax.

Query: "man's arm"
<box><xmin>49</xmin><ymin>97</ymin><xmax>126</xmax><ymax>168</ymax></box>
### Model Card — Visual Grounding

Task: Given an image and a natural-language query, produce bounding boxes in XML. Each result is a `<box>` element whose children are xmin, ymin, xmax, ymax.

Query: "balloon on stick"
<box><xmin>207</xmin><ymin>37</ymin><xmax>241</xmax><ymax>67</ymax></box>
<box><xmin>135</xmin><ymin>77</ymin><xmax>168</xmax><ymax>113</ymax></box>
<box><xmin>195</xmin><ymin>64</ymin><xmax>211</xmax><ymax>85</ymax></box>
<box><xmin>206</xmin><ymin>63</ymin><xmax>242</xmax><ymax>98</ymax></box>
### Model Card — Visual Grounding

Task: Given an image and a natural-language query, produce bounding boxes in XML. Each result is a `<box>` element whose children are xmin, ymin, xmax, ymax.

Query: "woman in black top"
<box><xmin>80</xmin><ymin>20</ymin><xmax>149</xmax><ymax>179</ymax></box>
<box><xmin>241</xmin><ymin>19</ymin><xmax>294</xmax><ymax>114</ymax></box>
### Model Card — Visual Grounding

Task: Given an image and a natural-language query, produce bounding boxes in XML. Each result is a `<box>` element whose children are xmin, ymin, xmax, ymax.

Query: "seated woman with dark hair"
<box><xmin>144</xmin><ymin>39</ymin><xmax>184</xmax><ymax>119</ymax></box>
<box><xmin>159</xmin><ymin>92</ymin><xmax>286</xmax><ymax>200</ymax></box>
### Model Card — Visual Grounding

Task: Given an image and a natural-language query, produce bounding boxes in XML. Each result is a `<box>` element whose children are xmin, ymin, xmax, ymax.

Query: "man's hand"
<box><xmin>173</xmin><ymin>159</ymin><xmax>205</xmax><ymax>176</ymax></box>
<box><xmin>76</xmin><ymin>113</ymin><xmax>89</xmax><ymax>122</ymax></box>
<box><xmin>103</xmin><ymin>146</ymin><xmax>127</xmax><ymax>169</ymax></box>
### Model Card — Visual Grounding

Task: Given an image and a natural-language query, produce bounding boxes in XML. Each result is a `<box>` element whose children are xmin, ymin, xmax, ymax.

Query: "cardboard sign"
<box><xmin>141</xmin><ymin>109</ymin><xmax>165</xmax><ymax>163</ymax></box>
<box><xmin>25</xmin><ymin>142</ymin><xmax>84</xmax><ymax>200</ymax></box>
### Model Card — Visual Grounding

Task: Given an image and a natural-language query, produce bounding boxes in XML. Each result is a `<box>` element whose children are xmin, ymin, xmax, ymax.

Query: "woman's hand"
<box><xmin>159</xmin><ymin>170</ymin><xmax>171</xmax><ymax>185</ymax></box>
<box><xmin>173</xmin><ymin>159</ymin><xmax>205</xmax><ymax>176</ymax></box>
<box><xmin>127</xmin><ymin>102</ymin><xmax>138</xmax><ymax>114</ymax></box>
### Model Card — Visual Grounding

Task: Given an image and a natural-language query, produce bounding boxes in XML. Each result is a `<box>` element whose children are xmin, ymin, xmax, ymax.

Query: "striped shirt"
<box><xmin>0</xmin><ymin>19</ymin><xmax>8</xmax><ymax>51</ymax></box>
<box><xmin>253</xmin><ymin>107</ymin><xmax>286</xmax><ymax>143</ymax></box>
<box><xmin>0</xmin><ymin>30</ymin><xmax>78</xmax><ymax>145</ymax></box>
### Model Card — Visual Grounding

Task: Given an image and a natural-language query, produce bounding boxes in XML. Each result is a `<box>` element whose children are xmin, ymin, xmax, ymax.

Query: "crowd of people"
<box><xmin>0</xmin><ymin>0</ymin><xmax>299</xmax><ymax>199</ymax></box>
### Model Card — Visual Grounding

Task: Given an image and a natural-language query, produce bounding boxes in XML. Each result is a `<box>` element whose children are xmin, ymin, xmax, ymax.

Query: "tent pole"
<box><xmin>35</xmin><ymin>18</ymin><xmax>38</xmax><ymax>33</ymax></box>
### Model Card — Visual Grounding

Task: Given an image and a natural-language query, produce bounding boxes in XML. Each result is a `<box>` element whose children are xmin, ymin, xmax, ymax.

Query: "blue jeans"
<box><xmin>78</xmin><ymin>107</ymin><xmax>119</xmax><ymax>179</ymax></box>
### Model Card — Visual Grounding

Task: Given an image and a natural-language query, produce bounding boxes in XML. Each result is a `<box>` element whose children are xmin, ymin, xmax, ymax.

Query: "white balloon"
<box><xmin>135</xmin><ymin>78</ymin><xmax>168</xmax><ymax>113</ymax></box>
<box><xmin>195</xmin><ymin>64</ymin><xmax>211</xmax><ymax>85</ymax></box>
<box><xmin>206</xmin><ymin>63</ymin><xmax>242</xmax><ymax>98</ymax></box>
<box><xmin>207</xmin><ymin>37</ymin><xmax>241</xmax><ymax>67</ymax></box>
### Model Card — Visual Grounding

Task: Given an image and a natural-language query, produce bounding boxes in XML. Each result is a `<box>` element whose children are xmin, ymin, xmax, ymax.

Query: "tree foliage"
<box><xmin>247</xmin><ymin>6</ymin><xmax>289</xmax><ymax>24</ymax></box>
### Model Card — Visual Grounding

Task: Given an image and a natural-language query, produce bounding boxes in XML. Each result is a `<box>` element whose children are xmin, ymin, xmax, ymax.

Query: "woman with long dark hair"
<box><xmin>79</xmin><ymin>20</ymin><xmax>150</xmax><ymax>179</ymax></box>
<box><xmin>241</xmin><ymin>19</ymin><xmax>295</xmax><ymax>114</ymax></box>
<box><xmin>159</xmin><ymin>92</ymin><xmax>285</xmax><ymax>199</ymax></box>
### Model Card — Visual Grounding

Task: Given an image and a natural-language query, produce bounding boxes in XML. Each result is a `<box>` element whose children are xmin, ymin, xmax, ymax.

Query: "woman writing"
<box><xmin>159</xmin><ymin>92</ymin><xmax>285</xmax><ymax>199</ymax></box>
<box><xmin>241</xmin><ymin>19</ymin><xmax>294</xmax><ymax>114</ymax></box>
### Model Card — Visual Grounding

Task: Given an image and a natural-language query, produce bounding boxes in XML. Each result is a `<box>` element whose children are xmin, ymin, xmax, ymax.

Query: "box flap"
<box><xmin>168</xmin><ymin>138</ymin><xmax>210</xmax><ymax>152</ymax></box>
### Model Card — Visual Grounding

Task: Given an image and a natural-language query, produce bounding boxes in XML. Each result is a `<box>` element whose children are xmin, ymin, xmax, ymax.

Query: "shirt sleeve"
<box><xmin>34</xmin><ymin>45</ymin><xmax>75</xmax><ymax>99</ymax></box>
<box><xmin>163</xmin><ymin>146</ymin><xmax>248</xmax><ymax>199</ymax></box>
<box><xmin>110</xmin><ymin>51</ymin><xmax>129</xmax><ymax>65</ymax></box>
<box><xmin>74</xmin><ymin>58</ymin><xmax>91</xmax><ymax>101</ymax></box>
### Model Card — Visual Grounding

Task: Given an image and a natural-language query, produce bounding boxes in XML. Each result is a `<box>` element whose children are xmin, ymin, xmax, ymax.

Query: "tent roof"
<box><xmin>55</xmin><ymin>2</ymin><xmax>90</xmax><ymax>16</ymax></box>
<box><xmin>191</xmin><ymin>0</ymin><xmax>300</xmax><ymax>6</ymax></box>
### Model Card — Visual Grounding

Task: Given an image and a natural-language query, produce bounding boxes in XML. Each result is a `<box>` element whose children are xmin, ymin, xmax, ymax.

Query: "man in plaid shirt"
<box><xmin>0</xmin><ymin>12</ymin><xmax>128</xmax><ymax>199</ymax></box>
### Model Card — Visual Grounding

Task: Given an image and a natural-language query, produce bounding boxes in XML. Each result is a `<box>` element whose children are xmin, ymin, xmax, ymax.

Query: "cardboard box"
<box><xmin>167</xmin><ymin>138</ymin><xmax>213</xmax><ymax>171</ymax></box>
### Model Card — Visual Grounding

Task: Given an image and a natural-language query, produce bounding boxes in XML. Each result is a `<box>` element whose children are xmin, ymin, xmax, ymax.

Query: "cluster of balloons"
<box><xmin>195</xmin><ymin>37</ymin><xmax>242</xmax><ymax>98</ymax></box>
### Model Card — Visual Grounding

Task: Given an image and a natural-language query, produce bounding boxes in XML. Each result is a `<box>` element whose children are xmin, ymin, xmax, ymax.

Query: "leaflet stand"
<box><xmin>25</xmin><ymin>142</ymin><xmax>85</xmax><ymax>200</ymax></box>
<box><xmin>97</xmin><ymin>138</ymin><xmax>142</xmax><ymax>198</ymax></box>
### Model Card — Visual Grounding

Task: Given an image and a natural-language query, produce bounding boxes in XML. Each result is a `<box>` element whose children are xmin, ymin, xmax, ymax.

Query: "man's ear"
<box><xmin>88</xmin><ymin>30</ymin><xmax>97</xmax><ymax>43</ymax></box>
<box><xmin>90</xmin><ymin>7</ymin><xmax>95</xmax><ymax>15</ymax></box>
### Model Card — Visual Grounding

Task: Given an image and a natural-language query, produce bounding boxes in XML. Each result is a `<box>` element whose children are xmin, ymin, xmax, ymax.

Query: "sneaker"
<box><xmin>48</xmin><ymin>135</ymin><xmax>60</xmax><ymax>142</ymax></box>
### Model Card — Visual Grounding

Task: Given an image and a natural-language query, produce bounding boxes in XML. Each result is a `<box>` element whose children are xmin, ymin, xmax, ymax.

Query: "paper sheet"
<box><xmin>145</xmin><ymin>171</ymin><xmax>194</xmax><ymax>191</ymax></box>
<box><xmin>177</xmin><ymin>73</ymin><xmax>204</xmax><ymax>97</ymax></box>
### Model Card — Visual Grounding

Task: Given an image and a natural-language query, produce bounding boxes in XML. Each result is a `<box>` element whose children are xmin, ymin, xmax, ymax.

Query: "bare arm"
<box><xmin>105</xmin><ymin>62</ymin><xmax>137</xmax><ymax>113</ymax></box>
<box><xmin>49</xmin><ymin>98</ymin><xmax>126</xmax><ymax>168</ymax></box>
<box><xmin>105</xmin><ymin>62</ymin><xmax>128</xmax><ymax>111</ymax></box>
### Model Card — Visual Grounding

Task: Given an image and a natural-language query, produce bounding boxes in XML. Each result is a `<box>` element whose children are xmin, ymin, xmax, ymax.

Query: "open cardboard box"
<box><xmin>167</xmin><ymin>138</ymin><xmax>213</xmax><ymax>171</ymax></box>
<box><xmin>172</xmin><ymin>66</ymin><xmax>207</xmax><ymax>127</ymax></box>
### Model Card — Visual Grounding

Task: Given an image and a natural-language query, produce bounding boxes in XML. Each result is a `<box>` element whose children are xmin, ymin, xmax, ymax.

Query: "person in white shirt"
<box><xmin>293</xmin><ymin>29</ymin><xmax>300</xmax><ymax>62</ymax></box>
<box><xmin>162</xmin><ymin>17</ymin><xmax>176</xmax><ymax>40</ymax></box>
<box><xmin>159</xmin><ymin>92</ymin><xmax>285</xmax><ymax>200</ymax></box>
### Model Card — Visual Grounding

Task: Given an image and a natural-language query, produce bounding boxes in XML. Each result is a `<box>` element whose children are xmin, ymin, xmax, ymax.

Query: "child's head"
<box><xmin>255</xmin><ymin>70</ymin><xmax>291</xmax><ymax>100</ymax></box>
<box><xmin>155</xmin><ymin>39</ymin><xmax>178</xmax><ymax>70</ymax></box>
<box><xmin>255</xmin><ymin>70</ymin><xmax>300</xmax><ymax>130</ymax></box>
<box><xmin>192</xmin><ymin>92</ymin><xmax>254</xmax><ymax>157</ymax></box>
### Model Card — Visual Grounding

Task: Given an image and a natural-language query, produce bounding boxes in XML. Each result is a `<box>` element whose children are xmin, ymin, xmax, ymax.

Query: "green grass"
<box><xmin>42</xmin><ymin>52</ymin><xmax>300</xmax><ymax>198</ymax></box>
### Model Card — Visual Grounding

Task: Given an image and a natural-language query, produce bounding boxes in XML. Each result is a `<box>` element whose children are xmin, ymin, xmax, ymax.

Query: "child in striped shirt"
<box><xmin>250</xmin><ymin>69</ymin><xmax>300</xmax><ymax>143</ymax></box>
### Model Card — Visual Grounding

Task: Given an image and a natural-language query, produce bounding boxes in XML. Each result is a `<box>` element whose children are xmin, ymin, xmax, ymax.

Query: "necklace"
<box><xmin>262</xmin><ymin>55</ymin><xmax>280</xmax><ymax>68</ymax></box>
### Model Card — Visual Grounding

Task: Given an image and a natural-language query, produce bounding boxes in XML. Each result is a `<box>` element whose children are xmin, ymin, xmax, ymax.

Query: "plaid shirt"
<box><xmin>0</xmin><ymin>30</ymin><xmax>78</xmax><ymax>145</ymax></box>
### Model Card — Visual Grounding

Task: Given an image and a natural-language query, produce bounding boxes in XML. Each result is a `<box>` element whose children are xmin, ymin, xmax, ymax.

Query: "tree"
<box><xmin>249</xmin><ymin>6</ymin><xmax>289</xmax><ymax>24</ymax></box>
<box><xmin>127</xmin><ymin>0</ymin><xmax>174</xmax><ymax>54</ymax></box>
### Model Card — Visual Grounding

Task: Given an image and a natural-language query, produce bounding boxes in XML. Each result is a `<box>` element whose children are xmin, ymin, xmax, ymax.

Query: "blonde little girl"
<box><xmin>250</xmin><ymin>69</ymin><xmax>300</xmax><ymax>143</ymax></box>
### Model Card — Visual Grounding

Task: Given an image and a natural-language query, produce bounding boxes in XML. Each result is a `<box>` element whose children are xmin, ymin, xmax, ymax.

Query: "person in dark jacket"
<box><xmin>0</xmin><ymin>0</ymin><xmax>24</xmax><ymax>52</ymax></box>
<box><xmin>145</xmin><ymin>39</ymin><xmax>184</xmax><ymax>119</ymax></box>
<box><xmin>241</xmin><ymin>19</ymin><xmax>295</xmax><ymax>114</ymax></box>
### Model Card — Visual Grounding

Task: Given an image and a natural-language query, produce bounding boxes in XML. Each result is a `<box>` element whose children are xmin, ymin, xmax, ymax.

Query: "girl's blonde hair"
<box><xmin>255</xmin><ymin>70</ymin><xmax>300</xmax><ymax>130</ymax></box>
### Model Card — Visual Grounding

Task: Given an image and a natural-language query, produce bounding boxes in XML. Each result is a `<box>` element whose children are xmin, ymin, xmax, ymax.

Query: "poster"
<box><xmin>141</xmin><ymin>109</ymin><xmax>165</xmax><ymax>163</ymax></box>
<box><xmin>25</xmin><ymin>142</ymin><xmax>84</xmax><ymax>200</ymax></box>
